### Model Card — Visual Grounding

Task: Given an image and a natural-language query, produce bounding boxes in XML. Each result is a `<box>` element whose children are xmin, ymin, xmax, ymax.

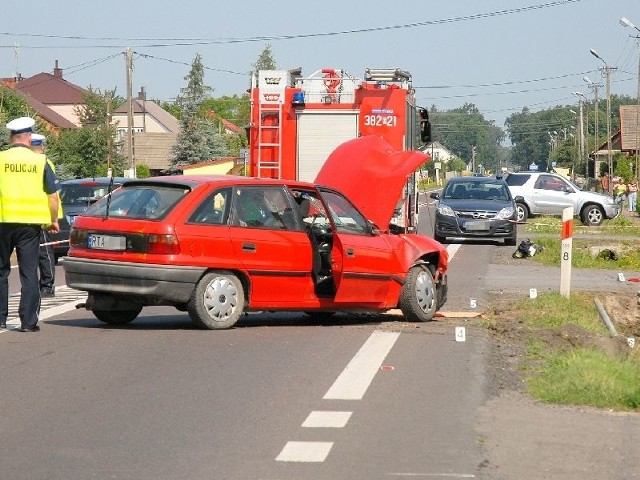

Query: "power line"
<box><xmin>0</xmin><ymin>0</ymin><xmax>582</xmax><ymax>48</ymax></box>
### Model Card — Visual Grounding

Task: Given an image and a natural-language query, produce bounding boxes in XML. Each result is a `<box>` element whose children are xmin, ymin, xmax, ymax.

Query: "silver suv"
<box><xmin>505</xmin><ymin>172</ymin><xmax>621</xmax><ymax>226</ymax></box>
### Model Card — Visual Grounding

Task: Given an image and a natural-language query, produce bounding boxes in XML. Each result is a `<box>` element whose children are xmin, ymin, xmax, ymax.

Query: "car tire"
<box><xmin>188</xmin><ymin>271</ymin><xmax>244</xmax><ymax>330</ymax></box>
<box><xmin>304</xmin><ymin>311</ymin><xmax>336</xmax><ymax>321</ymax></box>
<box><xmin>399</xmin><ymin>265</ymin><xmax>437</xmax><ymax>322</ymax></box>
<box><xmin>434</xmin><ymin>233</ymin><xmax>447</xmax><ymax>244</ymax></box>
<box><xmin>93</xmin><ymin>306</ymin><xmax>142</xmax><ymax>325</ymax></box>
<box><xmin>581</xmin><ymin>205</ymin><xmax>604</xmax><ymax>226</ymax></box>
<box><xmin>515</xmin><ymin>202</ymin><xmax>528</xmax><ymax>223</ymax></box>
<box><xmin>505</xmin><ymin>235</ymin><xmax>517</xmax><ymax>247</ymax></box>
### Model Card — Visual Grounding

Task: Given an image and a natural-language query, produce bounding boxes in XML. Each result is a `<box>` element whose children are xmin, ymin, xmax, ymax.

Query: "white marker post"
<box><xmin>560</xmin><ymin>207</ymin><xmax>573</xmax><ymax>298</ymax></box>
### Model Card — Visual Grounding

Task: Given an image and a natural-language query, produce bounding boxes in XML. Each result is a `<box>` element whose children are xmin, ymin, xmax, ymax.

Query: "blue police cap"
<box><xmin>31</xmin><ymin>133</ymin><xmax>46</xmax><ymax>146</ymax></box>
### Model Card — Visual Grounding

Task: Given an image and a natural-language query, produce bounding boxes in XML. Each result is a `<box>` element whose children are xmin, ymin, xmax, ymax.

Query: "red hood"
<box><xmin>315</xmin><ymin>136</ymin><xmax>429</xmax><ymax>229</ymax></box>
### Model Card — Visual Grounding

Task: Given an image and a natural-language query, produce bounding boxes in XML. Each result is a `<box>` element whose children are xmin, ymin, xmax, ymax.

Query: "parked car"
<box><xmin>49</xmin><ymin>177</ymin><xmax>130</xmax><ymax>259</ymax></box>
<box><xmin>62</xmin><ymin>136</ymin><xmax>449</xmax><ymax>330</ymax></box>
<box><xmin>429</xmin><ymin>176</ymin><xmax>517</xmax><ymax>245</ymax></box>
<box><xmin>505</xmin><ymin>171</ymin><xmax>621</xmax><ymax>226</ymax></box>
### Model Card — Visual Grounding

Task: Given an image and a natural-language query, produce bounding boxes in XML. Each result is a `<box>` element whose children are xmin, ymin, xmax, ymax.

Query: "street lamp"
<box><xmin>620</xmin><ymin>17</ymin><xmax>640</xmax><ymax>179</ymax></box>
<box><xmin>590</xmin><ymin>48</ymin><xmax>615</xmax><ymax>193</ymax></box>
<box><xmin>572</xmin><ymin>91</ymin><xmax>586</xmax><ymax>180</ymax></box>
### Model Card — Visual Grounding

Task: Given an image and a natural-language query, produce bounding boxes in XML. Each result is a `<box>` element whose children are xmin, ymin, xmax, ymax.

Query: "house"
<box><xmin>619</xmin><ymin>105</ymin><xmax>640</xmax><ymax>157</ymax></box>
<box><xmin>112</xmin><ymin>88</ymin><xmax>181</xmax><ymax>176</ymax></box>
<box><xmin>178</xmin><ymin>157</ymin><xmax>242</xmax><ymax>176</ymax></box>
<box><xmin>2</xmin><ymin>61</ymin><xmax>85</xmax><ymax>133</ymax></box>
<box><xmin>419</xmin><ymin>141</ymin><xmax>458</xmax><ymax>164</ymax></box>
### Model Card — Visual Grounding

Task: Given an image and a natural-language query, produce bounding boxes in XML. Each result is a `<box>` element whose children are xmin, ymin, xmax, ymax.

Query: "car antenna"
<box><xmin>103</xmin><ymin>175</ymin><xmax>115</xmax><ymax>220</ymax></box>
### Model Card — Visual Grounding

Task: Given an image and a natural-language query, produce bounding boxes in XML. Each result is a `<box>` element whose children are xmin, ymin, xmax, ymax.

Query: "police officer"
<box><xmin>0</xmin><ymin>117</ymin><xmax>60</xmax><ymax>332</ymax></box>
<box><xmin>31</xmin><ymin>133</ymin><xmax>60</xmax><ymax>297</ymax></box>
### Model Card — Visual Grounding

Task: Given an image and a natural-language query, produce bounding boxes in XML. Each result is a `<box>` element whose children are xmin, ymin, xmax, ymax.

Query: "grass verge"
<box><xmin>486</xmin><ymin>292</ymin><xmax>640</xmax><ymax>411</ymax></box>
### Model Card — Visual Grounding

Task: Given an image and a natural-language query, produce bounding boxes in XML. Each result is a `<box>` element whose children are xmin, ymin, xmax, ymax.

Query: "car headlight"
<box><xmin>436</xmin><ymin>204</ymin><xmax>455</xmax><ymax>217</ymax></box>
<box><xmin>496</xmin><ymin>207</ymin><xmax>515</xmax><ymax>219</ymax></box>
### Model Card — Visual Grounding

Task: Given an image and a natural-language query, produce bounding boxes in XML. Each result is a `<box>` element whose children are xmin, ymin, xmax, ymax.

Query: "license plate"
<box><xmin>465</xmin><ymin>221</ymin><xmax>489</xmax><ymax>231</ymax></box>
<box><xmin>87</xmin><ymin>234</ymin><xmax>126</xmax><ymax>251</ymax></box>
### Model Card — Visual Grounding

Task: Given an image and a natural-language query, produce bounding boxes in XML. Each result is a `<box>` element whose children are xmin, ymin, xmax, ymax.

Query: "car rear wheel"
<box><xmin>188</xmin><ymin>271</ymin><xmax>244</xmax><ymax>330</ymax></box>
<box><xmin>93</xmin><ymin>306</ymin><xmax>142</xmax><ymax>325</ymax></box>
<box><xmin>399</xmin><ymin>265</ymin><xmax>437</xmax><ymax>322</ymax></box>
<box><xmin>434</xmin><ymin>233</ymin><xmax>447</xmax><ymax>244</ymax></box>
<box><xmin>581</xmin><ymin>205</ymin><xmax>604</xmax><ymax>226</ymax></box>
<box><xmin>515</xmin><ymin>202</ymin><xmax>528</xmax><ymax>223</ymax></box>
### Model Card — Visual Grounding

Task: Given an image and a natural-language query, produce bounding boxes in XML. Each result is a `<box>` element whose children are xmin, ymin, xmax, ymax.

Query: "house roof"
<box><xmin>113</xmin><ymin>99</ymin><xmax>180</xmax><ymax>133</ymax></box>
<box><xmin>15</xmin><ymin>72</ymin><xmax>86</xmax><ymax>105</ymax></box>
<box><xmin>205</xmin><ymin>109</ymin><xmax>243</xmax><ymax>134</ymax></box>
<box><xmin>620</xmin><ymin>104</ymin><xmax>640</xmax><ymax>152</ymax></box>
<box><xmin>22</xmin><ymin>93</ymin><xmax>77</xmax><ymax>129</ymax></box>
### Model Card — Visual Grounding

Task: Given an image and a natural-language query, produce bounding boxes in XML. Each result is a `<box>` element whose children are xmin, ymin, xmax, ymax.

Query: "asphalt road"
<box><xmin>2</xmin><ymin>196</ymin><xmax>639</xmax><ymax>479</ymax></box>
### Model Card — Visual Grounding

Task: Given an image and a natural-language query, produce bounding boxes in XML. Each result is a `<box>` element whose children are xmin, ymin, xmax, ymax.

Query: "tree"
<box><xmin>172</xmin><ymin>54</ymin><xmax>229</xmax><ymax>167</ymax></box>
<box><xmin>0</xmin><ymin>87</ymin><xmax>32</xmax><ymax>149</ymax></box>
<box><xmin>252</xmin><ymin>44</ymin><xmax>277</xmax><ymax>77</ymax></box>
<box><xmin>47</xmin><ymin>88</ymin><xmax>126</xmax><ymax>178</ymax></box>
<box><xmin>430</xmin><ymin>103</ymin><xmax>504</xmax><ymax>172</ymax></box>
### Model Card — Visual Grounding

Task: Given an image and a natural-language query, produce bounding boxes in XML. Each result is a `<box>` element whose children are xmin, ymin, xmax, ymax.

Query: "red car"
<box><xmin>63</xmin><ymin>136</ymin><xmax>448</xmax><ymax>329</ymax></box>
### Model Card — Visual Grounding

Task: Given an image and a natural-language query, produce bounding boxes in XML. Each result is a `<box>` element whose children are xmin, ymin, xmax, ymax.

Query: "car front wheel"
<box><xmin>515</xmin><ymin>202</ymin><xmax>528</xmax><ymax>223</ymax></box>
<box><xmin>581</xmin><ymin>205</ymin><xmax>604</xmax><ymax>226</ymax></box>
<box><xmin>399</xmin><ymin>265</ymin><xmax>437</xmax><ymax>322</ymax></box>
<box><xmin>188</xmin><ymin>271</ymin><xmax>244</xmax><ymax>330</ymax></box>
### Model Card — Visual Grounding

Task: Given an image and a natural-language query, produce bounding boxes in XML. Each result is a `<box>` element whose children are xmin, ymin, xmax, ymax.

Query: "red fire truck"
<box><xmin>248</xmin><ymin>67</ymin><xmax>430</xmax><ymax>231</ymax></box>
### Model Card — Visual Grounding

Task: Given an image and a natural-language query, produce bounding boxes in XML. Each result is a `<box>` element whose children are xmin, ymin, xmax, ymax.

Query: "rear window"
<box><xmin>505</xmin><ymin>174</ymin><xmax>530</xmax><ymax>187</ymax></box>
<box><xmin>84</xmin><ymin>184</ymin><xmax>190</xmax><ymax>220</ymax></box>
<box><xmin>60</xmin><ymin>184</ymin><xmax>122</xmax><ymax>206</ymax></box>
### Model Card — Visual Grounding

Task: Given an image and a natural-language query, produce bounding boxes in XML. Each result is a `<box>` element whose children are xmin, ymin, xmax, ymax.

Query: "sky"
<box><xmin>2</xmin><ymin>0</ymin><xmax>639</xmax><ymax>130</ymax></box>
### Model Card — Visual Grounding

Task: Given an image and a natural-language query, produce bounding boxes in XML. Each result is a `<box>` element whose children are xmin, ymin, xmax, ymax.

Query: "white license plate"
<box><xmin>88</xmin><ymin>234</ymin><xmax>126</xmax><ymax>251</ymax></box>
<box><xmin>465</xmin><ymin>221</ymin><xmax>489</xmax><ymax>231</ymax></box>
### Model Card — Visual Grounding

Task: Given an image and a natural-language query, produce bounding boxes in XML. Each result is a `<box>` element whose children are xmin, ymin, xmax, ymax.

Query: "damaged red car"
<box><xmin>63</xmin><ymin>136</ymin><xmax>448</xmax><ymax>329</ymax></box>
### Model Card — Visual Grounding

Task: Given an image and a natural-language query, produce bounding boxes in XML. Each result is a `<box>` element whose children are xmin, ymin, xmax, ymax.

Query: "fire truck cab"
<box><xmin>248</xmin><ymin>67</ymin><xmax>428</xmax><ymax>231</ymax></box>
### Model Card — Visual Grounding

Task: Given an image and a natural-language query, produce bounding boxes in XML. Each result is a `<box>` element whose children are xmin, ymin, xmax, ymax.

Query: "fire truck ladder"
<box><xmin>257</xmin><ymin>102</ymin><xmax>283</xmax><ymax>178</ymax></box>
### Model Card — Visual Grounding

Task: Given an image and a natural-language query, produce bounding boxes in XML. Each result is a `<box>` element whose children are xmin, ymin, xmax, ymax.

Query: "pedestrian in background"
<box><xmin>600</xmin><ymin>172</ymin><xmax>610</xmax><ymax>194</ymax></box>
<box><xmin>31</xmin><ymin>133</ymin><xmax>59</xmax><ymax>297</ymax></box>
<box><xmin>0</xmin><ymin>117</ymin><xmax>60</xmax><ymax>332</ymax></box>
<box><xmin>613</xmin><ymin>177</ymin><xmax>627</xmax><ymax>207</ymax></box>
<box><xmin>628</xmin><ymin>178</ymin><xmax>638</xmax><ymax>213</ymax></box>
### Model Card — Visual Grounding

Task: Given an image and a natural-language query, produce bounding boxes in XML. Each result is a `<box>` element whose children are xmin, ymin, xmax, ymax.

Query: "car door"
<box><xmin>228</xmin><ymin>185</ymin><xmax>314</xmax><ymax>304</ymax></box>
<box><xmin>532</xmin><ymin>174</ymin><xmax>577</xmax><ymax>215</ymax></box>
<box><xmin>318</xmin><ymin>188</ymin><xmax>397</xmax><ymax>304</ymax></box>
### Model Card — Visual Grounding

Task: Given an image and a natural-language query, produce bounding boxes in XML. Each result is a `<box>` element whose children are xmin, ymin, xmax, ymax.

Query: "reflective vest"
<box><xmin>0</xmin><ymin>146</ymin><xmax>51</xmax><ymax>224</ymax></box>
<box><xmin>36</xmin><ymin>154</ymin><xmax>63</xmax><ymax>219</ymax></box>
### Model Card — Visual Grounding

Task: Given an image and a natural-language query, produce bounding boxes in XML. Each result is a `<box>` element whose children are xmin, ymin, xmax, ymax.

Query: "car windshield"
<box><xmin>443</xmin><ymin>181</ymin><xmax>510</xmax><ymax>201</ymax></box>
<box><xmin>84</xmin><ymin>184</ymin><xmax>190</xmax><ymax>220</ymax></box>
<box><xmin>60</xmin><ymin>184</ymin><xmax>122</xmax><ymax>206</ymax></box>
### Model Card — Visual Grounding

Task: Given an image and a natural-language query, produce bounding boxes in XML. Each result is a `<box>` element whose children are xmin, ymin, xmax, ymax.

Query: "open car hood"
<box><xmin>315</xmin><ymin>136</ymin><xmax>429</xmax><ymax>229</ymax></box>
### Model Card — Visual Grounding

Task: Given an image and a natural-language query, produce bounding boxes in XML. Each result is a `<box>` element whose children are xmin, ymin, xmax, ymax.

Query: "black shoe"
<box><xmin>17</xmin><ymin>326</ymin><xmax>40</xmax><ymax>332</ymax></box>
<box><xmin>40</xmin><ymin>289</ymin><xmax>55</xmax><ymax>298</ymax></box>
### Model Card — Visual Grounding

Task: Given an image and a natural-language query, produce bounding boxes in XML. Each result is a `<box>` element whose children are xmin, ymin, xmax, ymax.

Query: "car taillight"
<box><xmin>147</xmin><ymin>234</ymin><xmax>180</xmax><ymax>254</ymax></box>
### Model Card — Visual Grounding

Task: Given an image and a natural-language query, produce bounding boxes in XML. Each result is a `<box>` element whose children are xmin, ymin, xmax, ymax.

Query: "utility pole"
<box><xmin>125</xmin><ymin>48</ymin><xmax>136</xmax><ymax>178</ymax></box>
<box><xmin>620</xmin><ymin>17</ymin><xmax>640</xmax><ymax>179</ymax></box>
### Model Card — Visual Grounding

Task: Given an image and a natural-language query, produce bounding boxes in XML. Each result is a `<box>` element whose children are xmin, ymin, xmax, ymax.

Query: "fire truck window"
<box><xmin>318</xmin><ymin>189</ymin><xmax>370</xmax><ymax>235</ymax></box>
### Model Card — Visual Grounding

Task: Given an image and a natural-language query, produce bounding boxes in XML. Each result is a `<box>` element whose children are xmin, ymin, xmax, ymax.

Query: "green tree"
<box><xmin>172</xmin><ymin>54</ymin><xmax>229</xmax><ymax>167</ymax></box>
<box><xmin>47</xmin><ymin>88</ymin><xmax>126</xmax><ymax>178</ymax></box>
<box><xmin>430</xmin><ymin>103</ymin><xmax>504</xmax><ymax>172</ymax></box>
<box><xmin>252</xmin><ymin>44</ymin><xmax>277</xmax><ymax>76</ymax></box>
<box><xmin>0</xmin><ymin>87</ymin><xmax>33</xmax><ymax>149</ymax></box>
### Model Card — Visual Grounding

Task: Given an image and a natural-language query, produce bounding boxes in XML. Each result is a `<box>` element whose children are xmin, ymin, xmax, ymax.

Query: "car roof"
<box><xmin>446</xmin><ymin>176</ymin><xmax>506</xmax><ymax>184</ymax></box>
<box><xmin>116</xmin><ymin>174</ymin><xmax>316</xmax><ymax>190</ymax></box>
<box><xmin>60</xmin><ymin>176</ymin><xmax>131</xmax><ymax>186</ymax></box>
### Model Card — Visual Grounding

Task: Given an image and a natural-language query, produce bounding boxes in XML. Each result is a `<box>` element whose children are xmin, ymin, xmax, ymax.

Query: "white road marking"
<box><xmin>446</xmin><ymin>243</ymin><xmax>461</xmax><ymax>261</ymax></box>
<box><xmin>302</xmin><ymin>411</ymin><xmax>352</xmax><ymax>428</ymax></box>
<box><xmin>387</xmin><ymin>474</ymin><xmax>475</xmax><ymax>478</ymax></box>
<box><xmin>323</xmin><ymin>330</ymin><xmax>400</xmax><ymax>400</ymax></box>
<box><xmin>275</xmin><ymin>441</ymin><xmax>333</xmax><ymax>462</ymax></box>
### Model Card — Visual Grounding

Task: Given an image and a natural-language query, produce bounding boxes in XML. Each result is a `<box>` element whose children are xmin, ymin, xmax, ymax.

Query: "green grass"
<box><xmin>522</xmin><ymin>214</ymin><xmax>640</xmax><ymax>237</ymax></box>
<box><xmin>526</xmin><ymin>237</ymin><xmax>640</xmax><ymax>270</ymax></box>
<box><xmin>487</xmin><ymin>292</ymin><xmax>640</xmax><ymax>411</ymax></box>
<box><xmin>528</xmin><ymin>348</ymin><xmax>640</xmax><ymax>410</ymax></box>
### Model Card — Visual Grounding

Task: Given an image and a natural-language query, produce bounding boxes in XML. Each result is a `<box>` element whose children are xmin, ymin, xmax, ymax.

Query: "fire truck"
<box><xmin>248</xmin><ymin>67</ymin><xmax>430</xmax><ymax>231</ymax></box>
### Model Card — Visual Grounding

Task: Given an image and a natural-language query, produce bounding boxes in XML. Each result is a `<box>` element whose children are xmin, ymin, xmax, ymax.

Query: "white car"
<box><xmin>505</xmin><ymin>172</ymin><xmax>621</xmax><ymax>226</ymax></box>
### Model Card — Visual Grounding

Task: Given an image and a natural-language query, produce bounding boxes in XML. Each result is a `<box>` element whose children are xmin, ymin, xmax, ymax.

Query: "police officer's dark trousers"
<box><xmin>0</xmin><ymin>223</ymin><xmax>41</xmax><ymax>329</ymax></box>
<box><xmin>39</xmin><ymin>230</ymin><xmax>55</xmax><ymax>292</ymax></box>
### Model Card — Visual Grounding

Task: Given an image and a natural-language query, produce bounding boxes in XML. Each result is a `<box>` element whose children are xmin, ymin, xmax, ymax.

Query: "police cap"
<box><xmin>6</xmin><ymin>116</ymin><xmax>35</xmax><ymax>135</ymax></box>
<box><xmin>31</xmin><ymin>133</ymin><xmax>46</xmax><ymax>146</ymax></box>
